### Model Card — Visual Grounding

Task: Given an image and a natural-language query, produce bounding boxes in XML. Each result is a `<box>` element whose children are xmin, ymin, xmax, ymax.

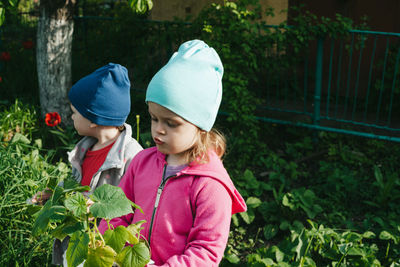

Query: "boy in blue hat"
<box><xmin>32</xmin><ymin>63</ymin><xmax>143</xmax><ymax>265</ymax></box>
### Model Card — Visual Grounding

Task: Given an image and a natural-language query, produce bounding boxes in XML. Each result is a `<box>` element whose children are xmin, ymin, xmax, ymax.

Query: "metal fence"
<box><xmin>2</xmin><ymin>13</ymin><xmax>400</xmax><ymax>142</ymax></box>
<box><xmin>256</xmin><ymin>29</ymin><xmax>400</xmax><ymax>142</ymax></box>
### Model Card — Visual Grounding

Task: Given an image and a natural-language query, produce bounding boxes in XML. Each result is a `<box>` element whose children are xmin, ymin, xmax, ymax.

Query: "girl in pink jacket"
<box><xmin>99</xmin><ymin>39</ymin><xmax>247</xmax><ymax>266</ymax></box>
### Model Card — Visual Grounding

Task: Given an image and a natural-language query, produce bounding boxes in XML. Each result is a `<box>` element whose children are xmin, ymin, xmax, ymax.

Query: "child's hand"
<box><xmin>30</xmin><ymin>188</ymin><xmax>52</xmax><ymax>205</ymax></box>
<box><xmin>86</xmin><ymin>198</ymin><xmax>94</xmax><ymax>213</ymax></box>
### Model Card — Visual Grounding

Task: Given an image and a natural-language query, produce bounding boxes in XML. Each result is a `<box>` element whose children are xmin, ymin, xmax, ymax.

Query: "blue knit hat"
<box><xmin>68</xmin><ymin>63</ymin><xmax>131</xmax><ymax>126</ymax></box>
<box><xmin>145</xmin><ymin>39</ymin><xmax>223</xmax><ymax>131</ymax></box>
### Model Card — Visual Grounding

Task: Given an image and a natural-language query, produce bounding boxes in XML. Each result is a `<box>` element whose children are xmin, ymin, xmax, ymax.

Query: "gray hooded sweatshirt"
<box><xmin>52</xmin><ymin>123</ymin><xmax>143</xmax><ymax>265</ymax></box>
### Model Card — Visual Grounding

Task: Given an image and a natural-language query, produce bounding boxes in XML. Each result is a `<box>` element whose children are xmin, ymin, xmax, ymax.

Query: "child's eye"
<box><xmin>151</xmin><ymin>117</ymin><xmax>158</xmax><ymax>122</ymax></box>
<box><xmin>167</xmin><ymin>121</ymin><xmax>178</xmax><ymax>128</ymax></box>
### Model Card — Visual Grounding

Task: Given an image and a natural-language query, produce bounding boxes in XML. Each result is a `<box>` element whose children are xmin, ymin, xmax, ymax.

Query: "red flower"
<box><xmin>22</xmin><ymin>40</ymin><xmax>34</xmax><ymax>49</ymax></box>
<box><xmin>0</xmin><ymin>52</ymin><xmax>11</xmax><ymax>61</ymax></box>
<box><xmin>45</xmin><ymin>112</ymin><xmax>61</xmax><ymax>127</ymax></box>
<box><xmin>0</xmin><ymin>76</ymin><xmax>3</xmax><ymax>83</ymax></box>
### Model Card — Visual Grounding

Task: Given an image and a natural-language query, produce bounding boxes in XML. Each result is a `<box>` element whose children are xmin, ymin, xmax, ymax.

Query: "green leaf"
<box><xmin>379</xmin><ymin>230</ymin><xmax>395</xmax><ymax>241</ymax></box>
<box><xmin>63</xmin><ymin>178</ymin><xmax>90</xmax><ymax>193</ymax></box>
<box><xmin>90</xmin><ymin>184</ymin><xmax>137</xmax><ymax>219</ymax></box>
<box><xmin>84</xmin><ymin>245</ymin><xmax>116</xmax><ymax>267</ymax></box>
<box><xmin>299</xmin><ymin>189</ymin><xmax>315</xmax><ymax>207</ymax></box>
<box><xmin>224</xmin><ymin>253</ymin><xmax>240</xmax><ymax>263</ymax></box>
<box><xmin>8</xmin><ymin>0</ymin><xmax>18</xmax><ymax>7</ymax></box>
<box><xmin>347</xmin><ymin>247</ymin><xmax>365</xmax><ymax>256</ymax></box>
<box><xmin>374</xmin><ymin>165</ymin><xmax>384</xmax><ymax>188</ymax></box>
<box><xmin>66</xmin><ymin>231</ymin><xmax>89</xmax><ymax>267</ymax></box>
<box><xmin>104</xmin><ymin>226</ymin><xmax>138</xmax><ymax>253</ymax></box>
<box><xmin>261</xmin><ymin>258</ymin><xmax>275</xmax><ymax>265</ymax></box>
<box><xmin>32</xmin><ymin>201</ymin><xmax>66</xmax><ymax>236</ymax></box>
<box><xmin>26</xmin><ymin>204</ymin><xmax>42</xmax><ymax>215</ymax></box>
<box><xmin>147</xmin><ymin>0</ymin><xmax>153</xmax><ymax>10</ymax></box>
<box><xmin>362</xmin><ymin>231</ymin><xmax>376</xmax><ymax>239</ymax></box>
<box><xmin>282</xmin><ymin>193</ymin><xmax>295</xmax><ymax>209</ymax></box>
<box><xmin>246</xmin><ymin>197</ymin><xmax>262</xmax><ymax>208</ymax></box>
<box><xmin>238</xmin><ymin>209</ymin><xmax>255</xmax><ymax>224</ymax></box>
<box><xmin>32</xmin><ymin>201</ymin><xmax>52</xmax><ymax>236</ymax></box>
<box><xmin>136</xmin><ymin>0</ymin><xmax>143</xmax><ymax>12</ymax></box>
<box><xmin>263</xmin><ymin>224</ymin><xmax>278</xmax><ymax>240</ymax></box>
<box><xmin>51</xmin><ymin>186</ymin><xmax>65</xmax><ymax>204</ymax></box>
<box><xmin>294</xmin><ymin>229</ymin><xmax>305</xmax><ymax>261</ymax></box>
<box><xmin>51</xmin><ymin>216</ymin><xmax>83</xmax><ymax>240</ymax></box>
<box><xmin>64</xmin><ymin>192</ymin><xmax>87</xmax><ymax>217</ymax></box>
<box><xmin>115</xmin><ymin>241</ymin><xmax>150</xmax><ymax>267</ymax></box>
<box><xmin>46</xmin><ymin>175</ymin><xmax>58</xmax><ymax>190</ymax></box>
<box><xmin>279</xmin><ymin>220</ymin><xmax>291</xmax><ymax>231</ymax></box>
<box><xmin>338</xmin><ymin>243</ymin><xmax>350</xmax><ymax>254</ymax></box>
<box><xmin>11</xmin><ymin>133</ymin><xmax>30</xmax><ymax>144</ymax></box>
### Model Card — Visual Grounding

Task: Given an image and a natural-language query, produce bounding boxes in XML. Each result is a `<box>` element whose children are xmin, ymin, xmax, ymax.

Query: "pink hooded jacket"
<box><xmin>98</xmin><ymin>147</ymin><xmax>247</xmax><ymax>266</ymax></box>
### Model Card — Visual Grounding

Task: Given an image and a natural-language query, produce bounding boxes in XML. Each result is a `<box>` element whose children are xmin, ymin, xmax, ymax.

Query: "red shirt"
<box><xmin>81</xmin><ymin>141</ymin><xmax>115</xmax><ymax>186</ymax></box>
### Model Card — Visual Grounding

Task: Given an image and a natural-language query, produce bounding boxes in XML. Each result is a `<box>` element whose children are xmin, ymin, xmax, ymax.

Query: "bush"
<box><xmin>0</xmin><ymin>102</ymin><xmax>72</xmax><ymax>266</ymax></box>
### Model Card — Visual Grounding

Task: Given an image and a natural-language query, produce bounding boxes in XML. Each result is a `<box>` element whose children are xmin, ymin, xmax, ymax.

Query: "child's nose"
<box><xmin>155</xmin><ymin>123</ymin><xmax>165</xmax><ymax>134</ymax></box>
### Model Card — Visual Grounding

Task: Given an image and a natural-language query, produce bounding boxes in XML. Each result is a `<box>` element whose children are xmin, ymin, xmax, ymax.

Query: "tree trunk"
<box><xmin>36</xmin><ymin>0</ymin><xmax>76</xmax><ymax>126</ymax></box>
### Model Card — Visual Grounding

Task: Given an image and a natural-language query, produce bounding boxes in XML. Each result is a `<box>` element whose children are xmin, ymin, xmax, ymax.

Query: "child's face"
<box><xmin>148</xmin><ymin>102</ymin><xmax>199</xmax><ymax>165</ymax></box>
<box><xmin>70</xmin><ymin>105</ymin><xmax>94</xmax><ymax>136</ymax></box>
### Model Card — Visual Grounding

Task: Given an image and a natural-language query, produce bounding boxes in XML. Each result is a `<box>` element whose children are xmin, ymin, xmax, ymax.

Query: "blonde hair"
<box><xmin>184</xmin><ymin>128</ymin><xmax>226</xmax><ymax>165</ymax></box>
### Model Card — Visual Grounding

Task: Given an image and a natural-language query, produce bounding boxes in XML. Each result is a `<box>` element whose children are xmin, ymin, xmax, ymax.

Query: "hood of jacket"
<box><xmin>153</xmin><ymin>147</ymin><xmax>247</xmax><ymax>214</ymax></box>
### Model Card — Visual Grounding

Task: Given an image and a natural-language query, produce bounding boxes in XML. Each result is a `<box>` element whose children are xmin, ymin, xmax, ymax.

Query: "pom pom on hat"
<box><xmin>145</xmin><ymin>39</ymin><xmax>223</xmax><ymax>131</ymax></box>
<box><xmin>68</xmin><ymin>63</ymin><xmax>131</xmax><ymax>126</ymax></box>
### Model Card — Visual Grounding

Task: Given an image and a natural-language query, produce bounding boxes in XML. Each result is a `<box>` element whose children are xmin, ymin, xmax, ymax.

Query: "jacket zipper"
<box><xmin>148</xmin><ymin>164</ymin><xmax>175</xmax><ymax>246</ymax></box>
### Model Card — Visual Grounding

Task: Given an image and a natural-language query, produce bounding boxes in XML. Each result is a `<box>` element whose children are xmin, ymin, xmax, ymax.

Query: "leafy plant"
<box><xmin>363</xmin><ymin>165</ymin><xmax>400</xmax><ymax>209</ymax></box>
<box><xmin>0</xmin><ymin>99</ymin><xmax>37</xmax><ymax>142</ymax></box>
<box><xmin>0</xmin><ymin>138</ymin><xmax>63</xmax><ymax>266</ymax></box>
<box><xmin>30</xmin><ymin>180</ymin><xmax>150</xmax><ymax>267</ymax></box>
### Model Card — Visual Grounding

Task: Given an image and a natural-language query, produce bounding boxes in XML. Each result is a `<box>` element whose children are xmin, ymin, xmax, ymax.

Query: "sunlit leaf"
<box><xmin>64</xmin><ymin>192</ymin><xmax>87</xmax><ymax>217</ymax></box>
<box><xmin>246</xmin><ymin>197</ymin><xmax>262</xmax><ymax>208</ymax></box>
<box><xmin>225</xmin><ymin>253</ymin><xmax>240</xmax><ymax>263</ymax></box>
<box><xmin>11</xmin><ymin>133</ymin><xmax>30</xmax><ymax>144</ymax></box>
<box><xmin>347</xmin><ymin>247</ymin><xmax>365</xmax><ymax>256</ymax></box>
<box><xmin>8</xmin><ymin>0</ymin><xmax>18</xmax><ymax>7</ymax></box>
<box><xmin>147</xmin><ymin>0</ymin><xmax>153</xmax><ymax>10</ymax></box>
<box><xmin>379</xmin><ymin>231</ymin><xmax>395</xmax><ymax>241</ymax></box>
<box><xmin>84</xmin><ymin>245</ymin><xmax>116</xmax><ymax>267</ymax></box>
<box><xmin>104</xmin><ymin>226</ymin><xmax>138</xmax><ymax>253</ymax></box>
<box><xmin>126</xmin><ymin>220</ymin><xmax>146</xmax><ymax>242</ymax></box>
<box><xmin>239</xmin><ymin>209</ymin><xmax>255</xmax><ymax>224</ymax></box>
<box><xmin>362</xmin><ymin>231</ymin><xmax>376</xmax><ymax>239</ymax></box>
<box><xmin>115</xmin><ymin>241</ymin><xmax>150</xmax><ymax>267</ymax></box>
<box><xmin>90</xmin><ymin>184</ymin><xmax>137</xmax><ymax>219</ymax></box>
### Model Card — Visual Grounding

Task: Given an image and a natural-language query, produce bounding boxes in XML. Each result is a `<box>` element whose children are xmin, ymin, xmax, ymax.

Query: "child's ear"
<box><xmin>89</xmin><ymin>123</ymin><xmax>98</xmax><ymax>128</ymax></box>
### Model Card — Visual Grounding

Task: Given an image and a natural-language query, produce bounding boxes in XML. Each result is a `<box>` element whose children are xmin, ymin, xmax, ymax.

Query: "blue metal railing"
<box><xmin>258</xmin><ymin>28</ymin><xmax>400</xmax><ymax>141</ymax></box>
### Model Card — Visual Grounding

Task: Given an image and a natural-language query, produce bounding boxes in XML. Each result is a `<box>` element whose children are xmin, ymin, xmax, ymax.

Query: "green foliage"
<box><xmin>0</xmin><ymin>99</ymin><xmax>37</xmax><ymax>141</ymax></box>
<box><xmin>0</xmin><ymin>135</ymin><xmax>68</xmax><ymax>266</ymax></box>
<box><xmin>192</xmin><ymin>0</ymin><xmax>264</xmax><ymax>169</ymax></box>
<box><xmin>128</xmin><ymin>0</ymin><xmax>153</xmax><ymax>14</ymax></box>
<box><xmin>223</xmin><ymin>125</ymin><xmax>400</xmax><ymax>266</ymax></box>
<box><xmin>30</xmin><ymin>181</ymin><xmax>150</xmax><ymax>267</ymax></box>
<box><xmin>1</xmin><ymin>1</ymin><xmax>400</xmax><ymax>266</ymax></box>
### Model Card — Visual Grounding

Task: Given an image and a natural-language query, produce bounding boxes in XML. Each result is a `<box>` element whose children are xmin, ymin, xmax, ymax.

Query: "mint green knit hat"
<box><xmin>145</xmin><ymin>39</ymin><xmax>224</xmax><ymax>131</ymax></box>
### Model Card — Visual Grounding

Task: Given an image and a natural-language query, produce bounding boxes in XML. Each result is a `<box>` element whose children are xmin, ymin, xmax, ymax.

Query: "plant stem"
<box><xmin>136</xmin><ymin>115</ymin><xmax>140</xmax><ymax>141</ymax></box>
<box><xmin>93</xmin><ymin>217</ymin><xmax>105</xmax><ymax>245</ymax></box>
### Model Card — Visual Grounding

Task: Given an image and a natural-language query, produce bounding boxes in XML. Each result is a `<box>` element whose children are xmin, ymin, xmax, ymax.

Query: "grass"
<box><xmin>0</xmin><ymin>101</ymin><xmax>72</xmax><ymax>266</ymax></box>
